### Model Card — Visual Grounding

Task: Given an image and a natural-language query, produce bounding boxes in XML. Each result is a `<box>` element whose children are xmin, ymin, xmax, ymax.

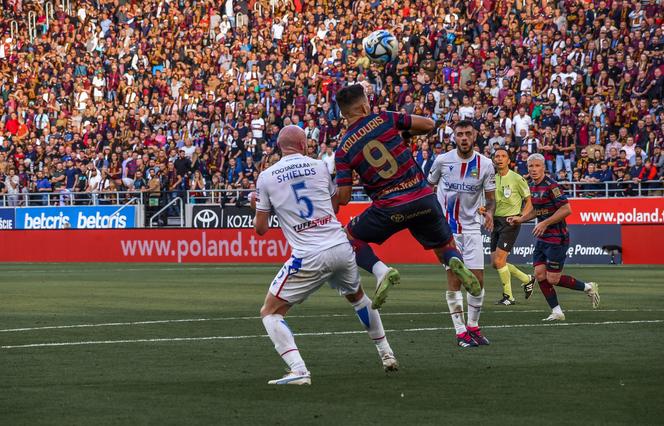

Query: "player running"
<box><xmin>254</xmin><ymin>125</ymin><xmax>398</xmax><ymax>385</ymax></box>
<box><xmin>428</xmin><ymin>120</ymin><xmax>495</xmax><ymax>347</ymax></box>
<box><xmin>508</xmin><ymin>154</ymin><xmax>600</xmax><ymax>321</ymax></box>
<box><xmin>491</xmin><ymin>147</ymin><xmax>536</xmax><ymax>305</ymax></box>
<box><xmin>334</xmin><ymin>84</ymin><xmax>480</xmax><ymax>310</ymax></box>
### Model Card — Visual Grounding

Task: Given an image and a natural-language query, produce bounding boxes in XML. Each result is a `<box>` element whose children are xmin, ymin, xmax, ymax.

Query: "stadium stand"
<box><xmin>0</xmin><ymin>0</ymin><xmax>662</xmax><ymax>213</ymax></box>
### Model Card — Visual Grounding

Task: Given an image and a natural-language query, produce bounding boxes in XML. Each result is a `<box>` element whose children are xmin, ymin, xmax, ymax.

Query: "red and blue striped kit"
<box><xmin>530</xmin><ymin>175</ymin><xmax>570</xmax><ymax>245</ymax></box>
<box><xmin>335</xmin><ymin>112</ymin><xmax>431</xmax><ymax>207</ymax></box>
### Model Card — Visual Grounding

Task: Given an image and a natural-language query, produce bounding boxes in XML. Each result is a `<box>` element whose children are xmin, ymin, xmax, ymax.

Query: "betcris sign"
<box><xmin>0</xmin><ymin>208</ymin><xmax>15</xmax><ymax>229</ymax></box>
<box><xmin>16</xmin><ymin>206</ymin><xmax>136</xmax><ymax>229</ymax></box>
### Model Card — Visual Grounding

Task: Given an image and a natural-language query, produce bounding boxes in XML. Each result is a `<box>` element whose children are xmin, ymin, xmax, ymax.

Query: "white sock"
<box><xmin>262</xmin><ymin>314</ymin><xmax>307</xmax><ymax>372</ymax></box>
<box><xmin>352</xmin><ymin>294</ymin><xmax>392</xmax><ymax>355</ymax></box>
<box><xmin>446</xmin><ymin>290</ymin><xmax>466</xmax><ymax>335</ymax></box>
<box><xmin>552</xmin><ymin>305</ymin><xmax>563</xmax><ymax>315</ymax></box>
<box><xmin>371</xmin><ymin>261</ymin><xmax>390</xmax><ymax>284</ymax></box>
<box><xmin>466</xmin><ymin>288</ymin><xmax>485</xmax><ymax>328</ymax></box>
<box><xmin>584</xmin><ymin>283</ymin><xmax>592</xmax><ymax>292</ymax></box>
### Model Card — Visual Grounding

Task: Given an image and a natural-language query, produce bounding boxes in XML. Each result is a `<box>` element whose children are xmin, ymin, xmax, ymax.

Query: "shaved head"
<box><xmin>277</xmin><ymin>125</ymin><xmax>307</xmax><ymax>155</ymax></box>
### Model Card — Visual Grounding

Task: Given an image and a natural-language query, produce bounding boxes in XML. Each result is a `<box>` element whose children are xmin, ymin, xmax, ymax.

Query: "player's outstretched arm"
<box><xmin>407</xmin><ymin>115</ymin><xmax>435</xmax><ymax>136</ymax></box>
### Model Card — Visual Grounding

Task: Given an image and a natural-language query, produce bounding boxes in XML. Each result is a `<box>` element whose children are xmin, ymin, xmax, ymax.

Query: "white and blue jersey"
<box><xmin>428</xmin><ymin>150</ymin><xmax>495</xmax><ymax>234</ymax></box>
<box><xmin>256</xmin><ymin>153</ymin><xmax>348</xmax><ymax>258</ymax></box>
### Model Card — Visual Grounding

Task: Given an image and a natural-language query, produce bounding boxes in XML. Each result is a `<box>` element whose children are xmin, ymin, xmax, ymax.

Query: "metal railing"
<box><xmin>559</xmin><ymin>179</ymin><xmax>664</xmax><ymax>198</ymax></box>
<box><xmin>111</xmin><ymin>197</ymin><xmax>139</xmax><ymax>219</ymax></box>
<box><xmin>45</xmin><ymin>1</ymin><xmax>54</xmax><ymax>28</ymax></box>
<box><xmin>28</xmin><ymin>11</ymin><xmax>37</xmax><ymax>42</ymax></box>
<box><xmin>10</xmin><ymin>20</ymin><xmax>18</xmax><ymax>40</ymax></box>
<box><xmin>60</xmin><ymin>0</ymin><xmax>72</xmax><ymax>15</ymax></box>
<box><xmin>0</xmin><ymin>190</ymin><xmax>145</xmax><ymax>207</ymax></box>
<box><xmin>149</xmin><ymin>196</ymin><xmax>183</xmax><ymax>227</ymax></box>
<box><xmin>253</xmin><ymin>2</ymin><xmax>264</xmax><ymax>17</ymax></box>
<box><xmin>181</xmin><ymin>181</ymin><xmax>664</xmax><ymax>205</ymax></box>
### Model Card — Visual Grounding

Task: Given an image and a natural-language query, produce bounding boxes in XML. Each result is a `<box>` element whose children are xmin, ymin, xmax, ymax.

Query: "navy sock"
<box><xmin>538</xmin><ymin>279</ymin><xmax>560</xmax><ymax>309</ymax></box>
<box><xmin>557</xmin><ymin>275</ymin><xmax>586</xmax><ymax>291</ymax></box>
<box><xmin>440</xmin><ymin>245</ymin><xmax>463</xmax><ymax>266</ymax></box>
<box><xmin>350</xmin><ymin>239</ymin><xmax>380</xmax><ymax>273</ymax></box>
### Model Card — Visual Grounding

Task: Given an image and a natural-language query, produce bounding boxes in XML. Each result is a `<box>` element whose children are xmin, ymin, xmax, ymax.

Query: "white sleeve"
<box><xmin>428</xmin><ymin>157</ymin><xmax>442</xmax><ymax>185</ymax></box>
<box><xmin>255</xmin><ymin>173</ymin><xmax>272</xmax><ymax>212</ymax></box>
<box><xmin>483</xmin><ymin>159</ymin><xmax>496</xmax><ymax>192</ymax></box>
<box><xmin>323</xmin><ymin>162</ymin><xmax>337</xmax><ymax>196</ymax></box>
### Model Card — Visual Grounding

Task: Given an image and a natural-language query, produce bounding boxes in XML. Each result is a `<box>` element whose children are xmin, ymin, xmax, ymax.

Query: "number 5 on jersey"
<box><xmin>291</xmin><ymin>182</ymin><xmax>314</xmax><ymax>219</ymax></box>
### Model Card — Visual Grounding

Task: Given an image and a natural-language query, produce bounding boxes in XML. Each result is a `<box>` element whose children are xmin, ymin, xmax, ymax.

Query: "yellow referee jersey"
<box><xmin>495</xmin><ymin>169</ymin><xmax>531</xmax><ymax>217</ymax></box>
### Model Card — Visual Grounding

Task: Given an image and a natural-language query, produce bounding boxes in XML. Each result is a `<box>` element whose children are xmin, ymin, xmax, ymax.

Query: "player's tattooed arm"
<box><xmin>483</xmin><ymin>190</ymin><xmax>496</xmax><ymax>232</ymax></box>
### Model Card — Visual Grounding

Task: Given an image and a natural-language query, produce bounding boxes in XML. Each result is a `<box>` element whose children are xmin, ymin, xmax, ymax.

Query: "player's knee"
<box><xmin>534</xmin><ymin>270</ymin><xmax>547</xmax><ymax>282</ymax></box>
<box><xmin>345</xmin><ymin>288</ymin><xmax>364</xmax><ymax>303</ymax></box>
<box><xmin>546</xmin><ymin>273</ymin><xmax>561</xmax><ymax>285</ymax></box>
<box><xmin>259</xmin><ymin>305</ymin><xmax>271</xmax><ymax>318</ymax></box>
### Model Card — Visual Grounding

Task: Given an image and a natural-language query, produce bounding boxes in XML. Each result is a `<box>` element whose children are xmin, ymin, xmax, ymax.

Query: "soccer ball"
<box><xmin>363</xmin><ymin>30</ymin><xmax>399</xmax><ymax>64</ymax></box>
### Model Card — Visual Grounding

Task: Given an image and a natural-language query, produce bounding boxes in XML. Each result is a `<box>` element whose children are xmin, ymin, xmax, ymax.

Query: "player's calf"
<box><xmin>348</xmin><ymin>290</ymin><xmax>398</xmax><ymax>371</ymax></box>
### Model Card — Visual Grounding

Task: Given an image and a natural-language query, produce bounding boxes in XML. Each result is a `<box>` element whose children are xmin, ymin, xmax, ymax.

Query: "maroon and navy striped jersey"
<box><xmin>530</xmin><ymin>175</ymin><xmax>570</xmax><ymax>244</ymax></box>
<box><xmin>335</xmin><ymin>112</ymin><xmax>431</xmax><ymax>207</ymax></box>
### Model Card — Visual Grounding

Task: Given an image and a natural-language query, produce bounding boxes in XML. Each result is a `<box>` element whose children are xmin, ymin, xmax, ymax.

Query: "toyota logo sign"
<box><xmin>193</xmin><ymin>208</ymin><xmax>220</xmax><ymax>228</ymax></box>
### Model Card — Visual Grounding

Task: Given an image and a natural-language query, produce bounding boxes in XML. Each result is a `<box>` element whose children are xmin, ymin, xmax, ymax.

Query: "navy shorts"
<box><xmin>533</xmin><ymin>240</ymin><xmax>569</xmax><ymax>272</ymax></box>
<box><xmin>347</xmin><ymin>194</ymin><xmax>453</xmax><ymax>249</ymax></box>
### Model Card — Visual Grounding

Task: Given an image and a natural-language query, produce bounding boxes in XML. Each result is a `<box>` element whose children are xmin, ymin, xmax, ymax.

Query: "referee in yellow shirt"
<box><xmin>491</xmin><ymin>147</ymin><xmax>536</xmax><ymax>305</ymax></box>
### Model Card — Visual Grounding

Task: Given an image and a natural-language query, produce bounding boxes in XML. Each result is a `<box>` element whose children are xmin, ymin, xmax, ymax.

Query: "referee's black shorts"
<box><xmin>490</xmin><ymin>216</ymin><xmax>521</xmax><ymax>253</ymax></box>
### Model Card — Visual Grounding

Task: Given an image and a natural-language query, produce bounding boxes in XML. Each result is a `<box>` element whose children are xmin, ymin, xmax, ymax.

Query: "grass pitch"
<box><xmin>2</xmin><ymin>263</ymin><xmax>664</xmax><ymax>425</ymax></box>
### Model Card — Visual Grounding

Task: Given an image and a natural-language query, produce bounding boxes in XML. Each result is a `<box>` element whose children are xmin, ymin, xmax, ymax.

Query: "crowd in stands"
<box><xmin>0</xmin><ymin>0</ymin><xmax>663</xmax><ymax>207</ymax></box>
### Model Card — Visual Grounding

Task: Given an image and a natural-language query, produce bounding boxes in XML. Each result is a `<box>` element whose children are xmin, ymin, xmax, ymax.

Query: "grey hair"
<box><xmin>527</xmin><ymin>153</ymin><xmax>545</xmax><ymax>165</ymax></box>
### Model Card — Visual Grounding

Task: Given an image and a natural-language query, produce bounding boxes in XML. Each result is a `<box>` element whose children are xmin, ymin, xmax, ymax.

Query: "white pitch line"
<box><xmin>3</xmin><ymin>308</ymin><xmax>664</xmax><ymax>333</ymax></box>
<box><xmin>2</xmin><ymin>320</ymin><xmax>662</xmax><ymax>350</ymax></box>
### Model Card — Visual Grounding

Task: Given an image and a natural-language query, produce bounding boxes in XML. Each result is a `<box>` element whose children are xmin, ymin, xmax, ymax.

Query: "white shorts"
<box><xmin>448</xmin><ymin>233</ymin><xmax>484</xmax><ymax>270</ymax></box>
<box><xmin>269</xmin><ymin>243</ymin><xmax>360</xmax><ymax>304</ymax></box>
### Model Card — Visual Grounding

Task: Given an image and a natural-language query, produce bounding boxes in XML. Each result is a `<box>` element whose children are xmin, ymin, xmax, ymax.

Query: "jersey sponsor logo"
<box><xmin>390</xmin><ymin>208</ymin><xmax>432</xmax><ymax>223</ymax></box>
<box><xmin>374</xmin><ymin>175</ymin><xmax>421</xmax><ymax>198</ymax></box>
<box><xmin>340</xmin><ymin>115</ymin><xmax>386</xmax><ymax>153</ymax></box>
<box><xmin>292</xmin><ymin>214</ymin><xmax>333</xmax><ymax>233</ymax></box>
<box><xmin>443</xmin><ymin>181</ymin><xmax>481</xmax><ymax>193</ymax></box>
